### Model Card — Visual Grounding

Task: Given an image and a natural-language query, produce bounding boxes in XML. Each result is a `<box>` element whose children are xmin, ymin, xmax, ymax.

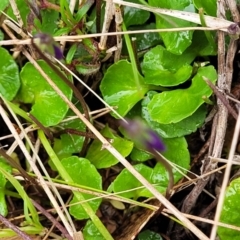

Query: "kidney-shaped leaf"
<box><xmin>148</xmin><ymin>66</ymin><xmax>217</xmax><ymax>124</ymax></box>
<box><xmin>18</xmin><ymin>60</ymin><xmax>72</xmax><ymax>127</ymax></box>
<box><xmin>100</xmin><ymin>60</ymin><xmax>150</xmax><ymax>118</ymax></box>
<box><xmin>0</xmin><ymin>47</ymin><xmax>20</xmax><ymax>100</ymax></box>
<box><xmin>61</xmin><ymin>156</ymin><xmax>102</xmax><ymax>220</ymax></box>
<box><xmin>142</xmin><ymin>91</ymin><xmax>207</xmax><ymax>138</ymax></box>
<box><xmin>218</xmin><ymin>177</ymin><xmax>240</xmax><ymax>240</ymax></box>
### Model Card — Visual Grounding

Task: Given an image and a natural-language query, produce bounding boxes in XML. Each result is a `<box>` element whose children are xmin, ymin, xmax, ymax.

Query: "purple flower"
<box><xmin>145</xmin><ymin>129</ymin><xmax>165</xmax><ymax>151</ymax></box>
<box><xmin>53</xmin><ymin>45</ymin><xmax>64</xmax><ymax>60</ymax></box>
<box><xmin>33</xmin><ymin>33</ymin><xmax>64</xmax><ymax>60</ymax></box>
<box><xmin>120</xmin><ymin>118</ymin><xmax>165</xmax><ymax>152</ymax></box>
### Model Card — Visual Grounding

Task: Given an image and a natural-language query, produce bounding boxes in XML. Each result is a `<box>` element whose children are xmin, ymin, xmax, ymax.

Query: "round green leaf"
<box><xmin>148</xmin><ymin>66</ymin><xmax>217</xmax><ymax>124</ymax></box>
<box><xmin>218</xmin><ymin>177</ymin><xmax>240</xmax><ymax>240</ymax></box>
<box><xmin>0</xmin><ymin>47</ymin><xmax>20</xmax><ymax>100</ymax></box>
<box><xmin>124</xmin><ymin>0</ymin><xmax>150</xmax><ymax>27</ymax></box>
<box><xmin>18</xmin><ymin>60</ymin><xmax>73</xmax><ymax>127</ymax></box>
<box><xmin>148</xmin><ymin>0</ymin><xmax>196</xmax><ymax>54</ymax></box>
<box><xmin>100</xmin><ymin>60</ymin><xmax>150</xmax><ymax>118</ymax></box>
<box><xmin>142</xmin><ymin>91</ymin><xmax>207</xmax><ymax>138</ymax></box>
<box><xmin>86</xmin><ymin>125</ymin><xmax>134</xmax><ymax>168</ymax></box>
<box><xmin>61</xmin><ymin>156</ymin><xmax>102</xmax><ymax>220</ymax></box>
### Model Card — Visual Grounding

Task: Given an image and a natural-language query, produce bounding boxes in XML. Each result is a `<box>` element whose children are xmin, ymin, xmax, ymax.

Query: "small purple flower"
<box><xmin>53</xmin><ymin>45</ymin><xmax>64</xmax><ymax>60</ymax></box>
<box><xmin>145</xmin><ymin>129</ymin><xmax>165</xmax><ymax>151</ymax></box>
<box><xmin>120</xmin><ymin>118</ymin><xmax>165</xmax><ymax>152</ymax></box>
<box><xmin>33</xmin><ymin>33</ymin><xmax>64</xmax><ymax>60</ymax></box>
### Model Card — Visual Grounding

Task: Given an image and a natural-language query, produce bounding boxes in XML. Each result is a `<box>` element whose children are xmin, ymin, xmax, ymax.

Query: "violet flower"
<box><xmin>120</xmin><ymin>118</ymin><xmax>165</xmax><ymax>152</ymax></box>
<box><xmin>33</xmin><ymin>33</ymin><xmax>64</xmax><ymax>60</ymax></box>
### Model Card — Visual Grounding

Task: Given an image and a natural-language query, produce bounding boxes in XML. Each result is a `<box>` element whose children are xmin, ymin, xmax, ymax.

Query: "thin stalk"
<box><xmin>122</xmin><ymin>22</ymin><xmax>141</xmax><ymax>90</ymax></box>
<box><xmin>199</xmin><ymin>8</ymin><xmax>216</xmax><ymax>49</ymax></box>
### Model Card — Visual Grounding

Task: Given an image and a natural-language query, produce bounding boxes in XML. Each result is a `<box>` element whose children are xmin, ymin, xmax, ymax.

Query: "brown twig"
<box><xmin>31</xmin><ymin>199</ymin><xmax>73</xmax><ymax>240</ymax></box>
<box><xmin>29</xmin><ymin>113</ymin><xmax>54</xmax><ymax>142</ymax></box>
<box><xmin>0</xmin><ymin>148</ymin><xmax>38</xmax><ymax>186</ymax></box>
<box><xmin>0</xmin><ymin>214</ymin><xmax>32</xmax><ymax>240</ymax></box>
<box><xmin>203</xmin><ymin>77</ymin><xmax>238</xmax><ymax>120</ymax></box>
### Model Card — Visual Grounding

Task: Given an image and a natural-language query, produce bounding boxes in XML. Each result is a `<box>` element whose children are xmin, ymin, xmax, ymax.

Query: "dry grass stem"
<box><xmin>210</xmin><ymin>110</ymin><xmax>240</xmax><ymax>239</ymax></box>
<box><xmin>163</xmin><ymin>210</ymin><xmax>240</xmax><ymax>232</ymax></box>
<box><xmin>99</xmin><ymin>0</ymin><xmax>114</xmax><ymax>50</ymax></box>
<box><xmin>0</xmin><ymin>26</ymin><xmax>229</xmax><ymax>46</ymax></box>
<box><xmin>112</xmin><ymin>0</ymin><xmax>233</xmax><ymax>31</ymax></box>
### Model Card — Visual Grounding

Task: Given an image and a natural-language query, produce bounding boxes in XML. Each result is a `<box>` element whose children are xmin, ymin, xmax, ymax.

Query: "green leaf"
<box><xmin>34</xmin><ymin>9</ymin><xmax>59</xmax><ymax>34</ymax></box>
<box><xmin>130</xmin><ymin>147</ymin><xmax>153</xmax><ymax>162</ymax></box>
<box><xmin>192</xmin><ymin>31</ymin><xmax>217</xmax><ymax>56</ymax></box>
<box><xmin>0</xmin><ymin>159</ymin><xmax>12</xmax><ymax>217</ymax></box>
<box><xmin>0</xmin><ymin>47</ymin><xmax>20</xmax><ymax>100</ymax></box>
<box><xmin>111</xmin><ymin>163</ymin><xmax>154</xmax><ymax>199</ymax></box>
<box><xmin>148</xmin><ymin>0</ymin><xmax>196</xmax><ymax>54</ymax></box>
<box><xmin>86</xmin><ymin>125</ymin><xmax>134</xmax><ymax>169</ymax></box>
<box><xmin>100</xmin><ymin>60</ymin><xmax>150</xmax><ymax>118</ymax></box>
<box><xmin>132</xmin><ymin>23</ymin><xmax>162</xmax><ymax>51</ymax></box>
<box><xmin>193</xmin><ymin>0</ymin><xmax>217</xmax><ymax>16</ymax></box>
<box><xmin>18</xmin><ymin>60</ymin><xmax>73</xmax><ymax>127</ymax></box>
<box><xmin>111</xmin><ymin>137</ymin><xmax>190</xmax><ymax>198</ymax></box>
<box><xmin>6</xmin><ymin>0</ymin><xmax>30</xmax><ymax>26</ymax></box>
<box><xmin>142</xmin><ymin>45</ymin><xmax>193</xmax><ymax>86</ymax></box>
<box><xmin>0</xmin><ymin>0</ymin><xmax>8</xmax><ymax>11</ymax></box>
<box><xmin>61</xmin><ymin>156</ymin><xmax>102</xmax><ymax>220</ymax></box>
<box><xmin>53</xmin><ymin>105</ymin><xmax>86</xmax><ymax>160</ymax></box>
<box><xmin>83</xmin><ymin>220</ymin><xmax>105</xmax><ymax>240</ymax></box>
<box><xmin>122</xmin><ymin>23</ymin><xmax>162</xmax><ymax>55</ymax></box>
<box><xmin>138</xmin><ymin>230</ymin><xmax>163</xmax><ymax>240</ymax></box>
<box><xmin>159</xmin><ymin>137</ymin><xmax>190</xmax><ymax>184</ymax></box>
<box><xmin>142</xmin><ymin>91</ymin><xmax>207</xmax><ymax>138</ymax></box>
<box><xmin>218</xmin><ymin>177</ymin><xmax>240</xmax><ymax>240</ymax></box>
<box><xmin>148</xmin><ymin>66</ymin><xmax>217</xmax><ymax>124</ymax></box>
<box><xmin>124</xmin><ymin>0</ymin><xmax>150</xmax><ymax>27</ymax></box>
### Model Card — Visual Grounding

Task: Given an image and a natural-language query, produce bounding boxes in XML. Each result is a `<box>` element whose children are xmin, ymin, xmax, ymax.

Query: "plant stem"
<box><xmin>122</xmin><ymin>22</ymin><xmax>142</xmax><ymax>90</ymax></box>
